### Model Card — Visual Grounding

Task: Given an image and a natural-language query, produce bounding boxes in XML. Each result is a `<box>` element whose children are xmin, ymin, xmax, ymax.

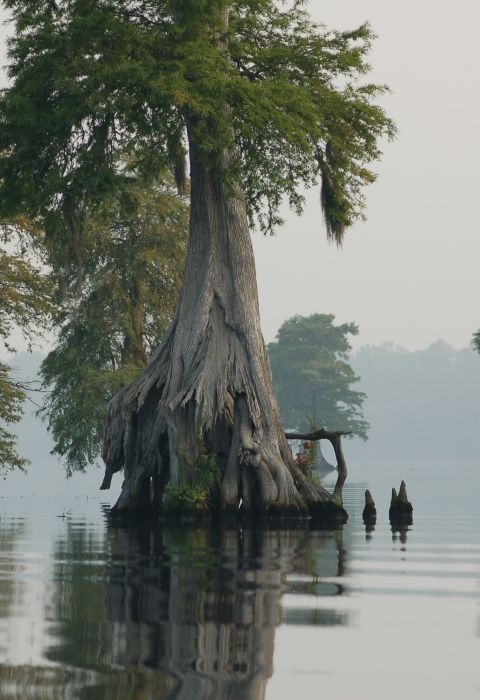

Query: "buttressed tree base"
<box><xmin>102</xmin><ymin>142</ymin><xmax>347</xmax><ymax>519</ymax></box>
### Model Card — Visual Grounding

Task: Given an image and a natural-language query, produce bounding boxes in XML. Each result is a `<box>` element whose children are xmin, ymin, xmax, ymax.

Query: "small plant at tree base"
<box><xmin>163</xmin><ymin>453</ymin><xmax>220</xmax><ymax>512</ymax></box>
<box><xmin>294</xmin><ymin>414</ymin><xmax>322</xmax><ymax>481</ymax></box>
<box><xmin>295</xmin><ymin>442</ymin><xmax>316</xmax><ymax>480</ymax></box>
<box><xmin>163</xmin><ymin>485</ymin><xmax>211</xmax><ymax>513</ymax></box>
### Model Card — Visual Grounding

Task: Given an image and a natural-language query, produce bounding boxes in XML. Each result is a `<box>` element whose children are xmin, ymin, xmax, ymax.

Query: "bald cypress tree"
<box><xmin>0</xmin><ymin>0</ymin><xmax>394</xmax><ymax>516</ymax></box>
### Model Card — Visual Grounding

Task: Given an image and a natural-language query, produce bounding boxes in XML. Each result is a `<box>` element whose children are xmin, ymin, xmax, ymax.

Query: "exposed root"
<box><xmin>102</xmin><ymin>361</ymin><xmax>345</xmax><ymax>518</ymax></box>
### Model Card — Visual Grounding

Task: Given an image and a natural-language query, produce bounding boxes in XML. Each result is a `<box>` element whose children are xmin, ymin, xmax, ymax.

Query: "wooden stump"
<box><xmin>362</xmin><ymin>489</ymin><xmax>377</xmax><ymax>524</ymax></box>
<box><xmin>389</xmin><ymin>480</ymin><xmax>413</xmax><ymax>525</ymax></box>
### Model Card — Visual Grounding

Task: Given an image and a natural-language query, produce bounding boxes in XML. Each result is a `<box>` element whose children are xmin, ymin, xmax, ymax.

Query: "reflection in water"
<box><xmin>0</xmin><ymin>520</ymin><xmax>345</xmax><ymax>700</ymax></box>
<box><xmin>3</xmin><ymin>484</ymin><xmax>480</xmax><ymax>699</ymax></box>
<box><xmin>391</xmin><ymin>524</ymin><xmax>410</xmax><ymax>545</ymax></box>
<box><xmin>102</xmin><ymin>523</ymin><xmax>347</xmax><ymax>700</ymax></box>
<box><xmin>0</xmin><ymin>519</ymin><xmax>26</xmax><ymax>622</ymax></box>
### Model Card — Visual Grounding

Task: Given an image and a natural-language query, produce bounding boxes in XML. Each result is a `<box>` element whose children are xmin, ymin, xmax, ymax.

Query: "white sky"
<box><xmin>253</xmin><ymin>0</ymin><xmax>480</xmax><ymax>349</ymax></box>
<box><xmin>2</xmin><ymin>2</ymin><xmax>480</xmax><ymax>353</ymax></box>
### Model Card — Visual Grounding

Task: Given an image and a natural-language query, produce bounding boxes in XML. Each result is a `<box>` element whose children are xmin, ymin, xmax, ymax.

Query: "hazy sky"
<box><xmin>1</xmin><ymin>2</ymin><xmax>479</xmax><ymax>353</ymax></box>
<box><xmin>254</xmin><ymin>1</ymin><xmax>480</xmax><ymax>349</ymax></box>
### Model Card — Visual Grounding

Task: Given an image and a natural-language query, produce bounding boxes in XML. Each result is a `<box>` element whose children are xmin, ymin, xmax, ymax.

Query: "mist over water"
<box><xmin>1</xmin><ymin>341</ymin><xmax>480</xmax><ymax>698</ymax></box>
<box><xmin>0</xmin><ymin>350</ymin><xmax>479</xmax><ymax>698</ymax></box>
<box><xmin>0</xmin><ymin>474</ymin><xmax>479</xmax><ymax>700</ymax></box>
<box><xmin>0</xmin><ymin>0</ymin><xmax>479</xmax><ymax>695</ymax></box>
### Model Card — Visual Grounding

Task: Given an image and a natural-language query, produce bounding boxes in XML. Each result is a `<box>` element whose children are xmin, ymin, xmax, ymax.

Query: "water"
<box><xmin>0</xmin><ymin>465</ymin><xmax>479</xmax><ymax>699</ymax></box>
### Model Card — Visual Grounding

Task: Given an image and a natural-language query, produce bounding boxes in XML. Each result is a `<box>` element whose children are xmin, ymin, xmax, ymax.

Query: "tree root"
<box><xmin>101</xmin><ymin>322</ymin><xmax>347</xmax><ymax>522</ymax></box>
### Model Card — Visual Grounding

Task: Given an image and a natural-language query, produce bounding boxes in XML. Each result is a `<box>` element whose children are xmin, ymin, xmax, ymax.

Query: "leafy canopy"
<box><xmin>268</xmin><ymin>313</ymin><xmax>369</xmax><ymax>438</ymax></box>
<box><xmin>0</xmin><ymin>0</ymin><xmax>395</xmax><ymax>241</ymax></box>
<box><xmin>39</xmin><ymin>177</ymin><xmax>188</xmax><ymax>474</ymax></box>
<box><xmin>0</xmin><ymin>220</ymin><xmax>53</xmax><ymax>471</ymax></box>
<box><xmin>0</xmin><ymin>362</ymin><xmax>29</xmax><ymax>471</ymax></box>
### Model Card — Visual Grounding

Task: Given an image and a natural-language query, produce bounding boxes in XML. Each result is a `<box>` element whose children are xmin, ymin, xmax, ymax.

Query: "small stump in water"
<box><xmin>389</xmin><ymin>481</ymin><xmax>413</xmax><ymax>525</ymax></box>
<box><xmin>362</xmin><ymin>489</ymin><xmax>377</xmax><ymax>525</ymax></box>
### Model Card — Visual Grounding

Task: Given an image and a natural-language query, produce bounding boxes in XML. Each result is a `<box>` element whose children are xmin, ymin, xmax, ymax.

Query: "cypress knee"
<box><xmin>362</xmin><ymin>489</ymin><xmax>377</xmax><ymax>524</ymax></box>
<box><xmin>389</xmin><ymin>481</ymin><xmax>413</xmax><ymax>525</ymax></box>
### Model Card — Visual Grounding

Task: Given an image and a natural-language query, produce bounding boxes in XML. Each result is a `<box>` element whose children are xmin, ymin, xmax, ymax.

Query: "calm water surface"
<box><xmin>0</xmin><ymin>465</ymin><xmax>479</xmax><ymax>699</ymax></box>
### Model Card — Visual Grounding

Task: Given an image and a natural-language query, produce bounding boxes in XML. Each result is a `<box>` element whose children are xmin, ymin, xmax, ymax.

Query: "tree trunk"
<box><xmin>102</xmin><ymin>8</ymin><xmax>347</xmax><ymax>521</ymax></box>
<box><xmin>101</xmin><ymin>133</ymin><xmax>346</xmax><ymax>521</ymax></box>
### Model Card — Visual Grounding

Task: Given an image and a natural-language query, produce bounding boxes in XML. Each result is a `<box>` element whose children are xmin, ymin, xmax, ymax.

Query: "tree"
<box><xmin>0</xmin><ymin>219</ymin><xmax>52</xmax><ymax>471</ymax></box>
<box><xmin>473</xmin><ymin>330</ymin><xmax>480</xmax><ymax>355</ymax></box>
<box><xmin>0</xmin><ymin>0</ymin><xmax>395</xmax><ymax>517</ymax></box>
<box><xmin>39</xmin><ymin>178</ymin><xmax>188</xmax><ymax>475</ymax></box>
<box><xmin>268</xmin><ymin>314</ymin><xmax>369</xmax><ymax>438</ymax></box>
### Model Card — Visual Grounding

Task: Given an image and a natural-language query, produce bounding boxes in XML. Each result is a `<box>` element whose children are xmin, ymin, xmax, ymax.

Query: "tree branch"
<box><xmin>285</xmin><ymin>429</ymin><xmax>352</xmax><ymax>440</ymax></box>
<box><xmin>286</xmin><ymin>429</ymin><xmax>350</xmax><ymax>502</ymax></box>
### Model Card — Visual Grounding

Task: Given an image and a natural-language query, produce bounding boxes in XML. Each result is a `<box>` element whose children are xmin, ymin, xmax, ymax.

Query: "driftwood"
<box><xmin>389</xmin><ymin>481</ymin><xmax>413</xmax><ymax>524</ymax></box>
<box><xmin>285</xmin><ymin>429</ymin><xmax>350</xmax><ymax>504</ymax></box>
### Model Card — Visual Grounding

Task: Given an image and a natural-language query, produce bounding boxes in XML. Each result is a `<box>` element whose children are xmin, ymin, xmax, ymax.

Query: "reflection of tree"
<box><xmin>1</xmin><ymin>521</ymin><xmax>350</xmax><ymax>699</ymax></box>
<box><xmin>391</xmin><ymin>524</ymin><xmax>409</xmax><ymax>545</ymax></box>
<box><xmin>106</xmin><ymin>523</ymin><xmax>350</xmax><ymax>700</ymax></box>
<box><xmin>287</xmin><ymin>526</ymin><xmax>348</xmax><ymax>601</ymax></box>
<box><xmin>0</xmin><ymin>519</ymin><xmax>26</xmax><ymax>622</ymax></box>
<box><xmin>44</xmin><ymin>520</ymin><xmax>175</xmax><ymax>699</ymax></box>
<box><xmin>45</xmin><ymin>520</ymin><xmax>113</xmax><ymax>670</ymax></box>
<box><xmin>106</xmin><ymin>525</ymin><xmax>279</xmax><ymax>699</ymax></box>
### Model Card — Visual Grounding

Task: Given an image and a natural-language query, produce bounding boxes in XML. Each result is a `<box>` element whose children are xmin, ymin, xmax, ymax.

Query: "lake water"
<box><xmin>0</xmin><ymin>459</ymin><xmax>479</xmax><ymax>699</ymax></box>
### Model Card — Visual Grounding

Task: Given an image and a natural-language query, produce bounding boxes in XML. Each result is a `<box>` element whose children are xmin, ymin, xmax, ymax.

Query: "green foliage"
<box><xmin>268</xmin><ymin>314</ymin><xmax>369</xmax><ymax>438</ymax></box>
<box><xmin>164</xmin><ymin>452</ymin><xmax>220</xmax><ymax>511</ymax></box>
<box><xmin>293</xmin><ymin>416</ymin><xmax>325</xmax><ymax>485</ymax></box>
<box><xmin>163</xmin><ymin>485</ymin><xmax>210</xmax><ymax>512</ymax></box>
<box><xmin>0</xmin><ymin>362</ymin><xmax>28</xmax><ymax>471</ymax></box>
<box><xmin>194</xmin><ymin>452</ymin><xmax>221</xmax><ymax>492</ymax></box>
<box><xmin>473</xmin><ymin>330</ymin><xmax>480</xmax><ymax>354</ymax></box>
<box><xmin>0</xmin><ymin>221</ymin><xmax>52</xmax><ymax>472</ymax></box>
<box><xmin>0</xmin><ymin>219</ymin><xmax>53</xmax><ymax>351</ymax></box>
<box><xmin>39</xmin><ymin>178</ymin><xmax>188</xmax><ymax>475</ymax></box>
<box><xmin>0</xmin><ymin>0</ymin><xmax>395</xmax><ymax>242</ymax></box>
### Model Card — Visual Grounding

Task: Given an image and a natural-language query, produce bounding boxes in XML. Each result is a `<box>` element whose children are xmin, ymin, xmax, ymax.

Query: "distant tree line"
<box><xmin>349</xmin><ymin>340</ymin><xmax>480</xmax><ymax>461</ymax></box>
